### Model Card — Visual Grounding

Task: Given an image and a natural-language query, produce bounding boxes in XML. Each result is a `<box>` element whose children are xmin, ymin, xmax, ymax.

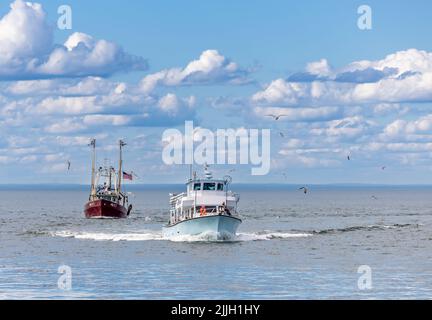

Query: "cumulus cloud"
<box><xmin>306</xmin><ymin>59</ymin><xmax>332</xmax><ymax>77</ymax></box>
<box><xmin>381</xmin><ymin>115</ymin><xmax>432</xmax><ymax>143</ymax></box>
<box><xmin>0</xmin><ymin>0</ymin><xmax>147</xmax><ymax>80</ymax></box>
<box><xmin>158</xmin><ymin>93</ymin><xmax>196</xmax><ymax>115</ymax></box>
<box><xmin>44</xmin><ymin>118</ymin><xmax>87</xmax><ymax>134</ymax></box>
<box><xmin>310</xmin><ymin>116</ymin><xmax>376</xmax><ymax>139</ymax></box>
<box><xmin>140</xmin><ymin>50</ymin><xmax>251</xmax><ymax>92</ymax></box>
<box><xmin>83</xmin><ymin>114</ymin><xmax>132</xmax><ymax>126</ymax></box>
<box><xmin>253</xmin><ymin>49</ymin><xmax>432</xmax><ymax>107</ymax></box>
<box><xmin>278</xmin><ymin>148</ymin><xmax>342</xmax><ymax>168</ymax></box>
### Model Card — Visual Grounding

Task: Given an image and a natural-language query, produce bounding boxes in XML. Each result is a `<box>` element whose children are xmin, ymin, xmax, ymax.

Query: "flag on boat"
<box><xmin>123</xmin><ymin>171</ymin><xmax>133</xmax><ymax>180</ymax></box>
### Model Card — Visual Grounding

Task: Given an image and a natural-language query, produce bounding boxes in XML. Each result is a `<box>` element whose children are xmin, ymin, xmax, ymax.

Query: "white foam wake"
<box><xmin>52</xmin><ymin>230</ymin><xmax>163</xmax><ymax>242</ymax></box>
<box><xmin>51</xmin><ymin>230</ymin><xmax>312</xmax><ymax>242</ymax></box>
<box><xmin>236</xmin><ymin>232</ymin><xmax>312</xmax><ymax>241</ymax></box>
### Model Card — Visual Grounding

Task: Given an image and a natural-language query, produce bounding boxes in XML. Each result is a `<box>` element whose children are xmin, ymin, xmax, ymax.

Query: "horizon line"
<box><xmin>2</xmin><ymin>182</ymin><xmax>432</xmax><ymax>187</ymax></box>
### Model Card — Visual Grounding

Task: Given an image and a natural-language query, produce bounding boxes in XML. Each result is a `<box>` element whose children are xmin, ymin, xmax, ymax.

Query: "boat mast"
<box><xmin>117</xmin><ymin>140</ymin><xmax>126</xmax><ymax>193</ymax></box>
<box><xmin>90</xmin><ymin>139</ymin><xmax>96</xmax><ymax>200</ymax></box>
<box><xmin>108</xmin><ymin>165</ymin><xmax>112</xmax><ymax>190</ymax></box>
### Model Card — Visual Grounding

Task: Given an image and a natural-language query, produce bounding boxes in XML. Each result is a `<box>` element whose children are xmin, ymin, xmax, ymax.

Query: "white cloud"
<box><xmin>0</xmin><ymin>0</ymin><xmax>51</xmax><ymax>66</ymax></box>
<box><xmin>158</xmin><ymin>93</ymin><xmax>195</xmax><ymax>115</ymax></box>
<box><xmin>20</xmin><ymin>155</ymin><xmax>38</xmax><ymax>163</ymax></box>
<box><xmin>45</xmin><ymin>118</ymin><xmax>86</xmax><ymax>133</ymax></box>
<box><xmin>51</xmin><ymin>135</ymin><xmax>107</xmax><ymax>147</ymax></box>
<box><xmin>253</xmin><ymin>49</ymin><xmax>432</xmax><ymax>107</ymax></box>
<box><xmin>83</xmin><ymin>114</ymin><xmax>131</xmax><ymax>126</ymax></box>
<box><xmin>254</xmin><ymin>106</ymin><xmax>342</xmax><ymax>122</ymax></box>
<box><xmin>278</xmin><ymin>149</ymin><xmax>341</xmax><ymax>168</ymax></box>
<box><xmin>44</xmin><ymin>153</ymin><xmax>66</xmax><ymax>163</ymax></box>
<box><xmin>40</xmin><ymin>162</ymin><xmax>69</xmax><ymax>173</ymax></box>
<box><xmin>372</xmin><ymin>103</ymin><xmax>408</xmax><ymax>115</ymax></box>
<box><xmin>382</xmin><ymin>115</ymin><xmax>432</xmax><ymax>141</ymax></box>
<box><xmin>36</xmin><ymin>96</ymin><xmax>103</xmax><ymax>115</ymax></box>
<box><xmin>310</xmin><ymin>116</ymin><xmax>375</xmax><ymax>139</ymax></box>
<box><xmin>364</xmin><ymin>142</ymin><xmax>432</xmax><ymax>153</ymax></box>
<box><xmin>140</xmin><ymin>50</ymin><xmax>250</xmax><ymax>93</ymax></box>
<box><xmin>306</xmin><ymin>59</ymin><xmax>332</xmax><ymax>77</ymax></box>
<box><xmin>0</xmin><ymin>0</ymin><xmax>147</xmax><ymax>80</ymax></box>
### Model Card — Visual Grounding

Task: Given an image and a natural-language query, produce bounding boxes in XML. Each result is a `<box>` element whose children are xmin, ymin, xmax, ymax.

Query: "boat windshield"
<box><xmin>203</xmin><ymin>183</ymin><xmax>216</xmax><ymax>191</ymax></box>
<box><xmin>194</xmin><ymin>183</ymin><xmax>202</xmax><ymax>191</ymax></box>
<box><xmin>190</xmin><ymin>181</ymin><xmax>225</xmax><ymax>192</ymax></box>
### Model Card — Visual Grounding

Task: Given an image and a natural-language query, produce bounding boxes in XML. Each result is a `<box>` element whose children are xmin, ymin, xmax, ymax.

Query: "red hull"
<box><xmin>84</xmin><ymin>199</ymin><xmax>128</xmax><ymax>219</ymax></box>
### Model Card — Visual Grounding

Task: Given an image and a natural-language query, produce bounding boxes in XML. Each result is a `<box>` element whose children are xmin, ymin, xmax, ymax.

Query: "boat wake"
<box><xmin>50</xmin><ymin>230</ymin><xmax>312</xmax><ymax>243</ymax></box>
<box><xmin>37</xmin><ymin>223</ymin><xmax>419</xmax><ymax>243</ymax></box>
<box><xmin>311</xmin><ymin>223</ymin><xmax>419</xmax><ymax>235</ymax></box>
<box><xmin>51</xmin><ymin>230</ymin><xmax>163</xmax><ymax>242</ymax></box>
<box><xmin>236</xmin><ymin>232</ymin><xmax>312</xmax><ymax>241</ymax></box>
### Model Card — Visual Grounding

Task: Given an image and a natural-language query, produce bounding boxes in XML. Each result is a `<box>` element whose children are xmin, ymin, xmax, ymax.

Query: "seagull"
<box><xmin>347</xmin><ymin>155</ymin><xmax>351</xmax><ymax>161</ymax></box>
<box><xmin>282</xmin><ymin>173</ymin><xmax>288</xmax><ymax>180</ymax></box>
<box><xmin>67</xmin><ymin>160</ymin><xmax>71</xmax><ymax>171</ymax></box>
<box><xmin>299</xmin><ymin>187</ymin><xmax>308</xmax><ymax>194</ymax></box>
<box><xmin>279</xmin><ymin>132</ymin><xmax>285</xmax><ymax>138</ymax></box>
<box><xmin>381</xmin><ymin>166</ymin><xmax>386</xmax><ymax>170</ymax></box>
<box><xmin>371</xmin><ymin>195</ymin><xmax>378</xmax><ymax>200</ymax></box>
<box><xmin>266</xmin><ymin>114</ymin><xmax>288</xmax><ymax>121</ymax></box>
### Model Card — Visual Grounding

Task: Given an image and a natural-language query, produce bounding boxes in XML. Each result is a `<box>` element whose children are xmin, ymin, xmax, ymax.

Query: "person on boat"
<box><xmin>221</xmin><ymin>202</ymin><xmax>231</xmax><ymax>216</ymax></box>
<box><xmin>200</xmin><ymin>205</ymin><xmax>207</xmax><ymax>217</ymax></box>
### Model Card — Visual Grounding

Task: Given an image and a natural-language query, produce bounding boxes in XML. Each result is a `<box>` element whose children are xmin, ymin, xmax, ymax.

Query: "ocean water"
<box><xmin>1</xmin><ymin>185</ymin><xmax>432</xmax><ymax>300</ymax></box>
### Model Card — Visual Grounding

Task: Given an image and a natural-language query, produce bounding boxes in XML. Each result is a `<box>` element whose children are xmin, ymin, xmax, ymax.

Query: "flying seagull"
<box><xmin>347</xmin><ymin>155</ymin><xmax>351</xmax><ymax>161</ymax></box>
<box><xmin>299</xmin><ymin>187</ymin><xmax>308</xmax><ymax>194</ymax></box>
<box><xmin>381</xmin><ymin>166</ymin><xmax>386</xmax><ymax>170</ymax></box>
<box><xmin>266</xmin><ymin>114</ymin><xmax>288</xmax><ymax>121</ymax></box>
<box><xmin>67</xmin><ymin>160</ymin><xmax>71</xmax><ymax>171</ymax></box>
<box><xmin>371</xmin><ymin>195</ymin><xmax>378</xmax><ymax>200</ymax></box>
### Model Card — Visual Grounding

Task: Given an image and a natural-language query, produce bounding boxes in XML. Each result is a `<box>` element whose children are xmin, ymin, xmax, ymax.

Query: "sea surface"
<box><xmin>1</xmin><ymin>185</ymin><xmax>432</xmax><ymax>300</ymax></box>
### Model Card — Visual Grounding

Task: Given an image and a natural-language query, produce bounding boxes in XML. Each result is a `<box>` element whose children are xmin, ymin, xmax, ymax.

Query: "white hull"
<box><xmin>163</xmin><ymin>215</ymin><xmax>242</xmax><ymax>240</ymax></box>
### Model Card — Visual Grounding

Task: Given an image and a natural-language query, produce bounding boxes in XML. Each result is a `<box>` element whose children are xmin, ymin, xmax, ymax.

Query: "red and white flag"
<box><xmin>123</xmin><ymin>171</ymin><xmax>133</xmax><ymax>181</ymax></box>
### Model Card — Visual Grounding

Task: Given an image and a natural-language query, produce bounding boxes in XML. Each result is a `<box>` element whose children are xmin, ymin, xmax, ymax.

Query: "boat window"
<box><xmin>217</xmin><ymin>183</ymin><xmax>224</xmax><ymax>191</ymax></box>
<box><xmin>203</xmin><ymin>183</ymin><xmax>216</xmax><ymax>191</ymax></box>
<box><xmin>194</xmin><ymin>183</ymin><xmax>202</xmax><ymax>191</ymax></box>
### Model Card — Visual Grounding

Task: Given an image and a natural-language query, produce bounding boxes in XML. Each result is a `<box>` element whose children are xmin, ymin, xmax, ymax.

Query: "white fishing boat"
<box><xmin>163</xmin><ymin>165</ymin><xmax>242</xmax><ymax>240</ymax></box>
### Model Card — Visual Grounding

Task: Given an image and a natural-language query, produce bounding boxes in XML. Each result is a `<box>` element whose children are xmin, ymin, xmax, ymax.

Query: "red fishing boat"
<box><xmin>84</xmin><ymin>139</ymin><xmax>133</xmax><ymax>219</ymax></box>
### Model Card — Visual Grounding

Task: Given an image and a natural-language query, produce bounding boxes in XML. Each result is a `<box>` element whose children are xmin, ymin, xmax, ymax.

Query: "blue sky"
<box><xmin>1</xmin><ymin>0</ymin><xmax>432</xmax><ymax>184</ymax></box>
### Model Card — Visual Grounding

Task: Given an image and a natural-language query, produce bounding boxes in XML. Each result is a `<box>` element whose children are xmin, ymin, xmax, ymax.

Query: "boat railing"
<box><xmin>191</xmin><ymin>205</ymin><xmax>233</xmax><ymax>217</ymax></box>
<box><xmin>170</xmin><ymin>192</ymin><xmax>186</xmax><ymax>204</ymax></box>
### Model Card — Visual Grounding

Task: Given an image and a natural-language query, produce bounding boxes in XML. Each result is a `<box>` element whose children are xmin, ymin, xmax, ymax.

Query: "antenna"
<box><xmin>204</xmin><ymin>163</ymin><xmax>213</xmax><ymax>180</ymax></box>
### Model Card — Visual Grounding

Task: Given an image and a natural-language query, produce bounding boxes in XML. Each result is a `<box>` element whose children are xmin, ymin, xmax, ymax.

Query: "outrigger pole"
<box><xmin>117</xmin><ymin>140</ymin><xmax>126</xmax><ymax>193</ymax></box>
<box><xmin>89</xmin><ymin>139</ymin><xmax>96</xmax><ymax>200</ymax></box>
